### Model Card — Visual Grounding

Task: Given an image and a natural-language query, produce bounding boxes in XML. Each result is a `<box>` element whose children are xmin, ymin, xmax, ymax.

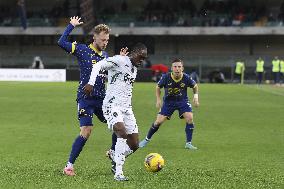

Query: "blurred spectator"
<box><xmin>208</xmin><ymin>69</ymin><xmax>225</xmax><ymax>83</ymax></box>
<box><xmin>121</xmin><ymin>0</ymin><xmax>128</xmax><ymax>12</ymax></box>
<box><xmin>30</xmin><ymin>56</ymin><xmax>44</xmax><ymax>69</ymax></box>
<box><xmin>151</xmin><ymin>64</ymin><xmax>168</xmax><ymax>82</ymax></box>
<box><xmin>189</xmin><ymin>69</ymin><xmax>200</xmax><ymax>83</ymax></box>
<box><xmin>232</xmin><ymin>12</ymin><xmax>245</xmax><ymax>26</ymax></box>
<box><xmin>143</xmin><ymin>58</ymin><xmax>152</xmax><ymax>68</ymax></box>
<box><xmin>17</xmin><ymin>0</ymin><xmax>27</xmax><ymax>29</ymax></box>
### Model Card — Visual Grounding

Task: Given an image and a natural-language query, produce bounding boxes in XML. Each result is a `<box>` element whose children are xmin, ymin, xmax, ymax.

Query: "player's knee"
<box><xmin>185</xmin><ymin>117</ymin><xmax>193</xmax><ymax>124</ymax></box>
<box><xmin>80</xmin><ymin>127</ymin><xmax>92</xmax><ymax>139</ymax></box>
<box><xmin>154</xmin><ymin>122</ymin><xmax>162</xmax><ymax>128</ymax></box>
<box><xmin>113</xmin><ymin>124</ymin><xmax>127</xmax><ymax>138</ymax></box>
<box><xmin>184</xmin><ymin>113</ymin><xmax>193</xmax><ymax>123</ymax></box>
<box><xmin>154</xmin><ymin>118</ymin><xmax>166</xmax><ymax>127</ymax></box>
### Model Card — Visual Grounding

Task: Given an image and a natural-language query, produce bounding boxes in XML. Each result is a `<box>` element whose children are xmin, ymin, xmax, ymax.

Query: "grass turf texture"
<box><xmin>0</xmin><ymin>82</ymin><xmax>283</xmax><ymax>188</ymax></box>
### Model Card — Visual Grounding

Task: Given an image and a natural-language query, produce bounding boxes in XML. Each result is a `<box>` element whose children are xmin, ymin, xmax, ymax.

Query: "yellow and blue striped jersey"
<box><xmin>58</xmin><ymin>24</ymin><xmax>108</xmax><ymax>100</ymax></box>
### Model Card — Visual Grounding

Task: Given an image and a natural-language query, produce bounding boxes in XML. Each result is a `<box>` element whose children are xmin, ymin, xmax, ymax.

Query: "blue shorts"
<box><xmin>77</xmin><ymin>98</ymin><xmax>107</xmax><ymax>127</ymax></box>
<box><xmin>159</xmin><ymin>101</ymin><xmax>192</xmax><ymax>119</ymax></box>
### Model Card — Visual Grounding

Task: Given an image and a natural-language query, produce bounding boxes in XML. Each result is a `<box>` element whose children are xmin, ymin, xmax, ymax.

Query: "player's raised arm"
<box><xmin>57</xmin><ymin>16</ymin><xmax>83</xmax><ymax>53</ymax></box>
<box><xmin>192</xmin><ymin>84</ymin><xmax>199</xmax><ymax>107</ymax></box>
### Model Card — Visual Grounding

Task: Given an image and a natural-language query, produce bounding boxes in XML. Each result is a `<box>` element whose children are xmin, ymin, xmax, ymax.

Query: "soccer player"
<box><xmin>84</xmin><ymin>43</ymin><xmax>147</xmax><ymax>181</ymax></box>
<box><xmin>139</xmin><ymin>58</ymin><xmax>200</xmax><ymax>150</ymax></box>
<box><xmin>58</xmin><ymin>16</ymin><xmax>127</xmax><ymax>176</ymax></box>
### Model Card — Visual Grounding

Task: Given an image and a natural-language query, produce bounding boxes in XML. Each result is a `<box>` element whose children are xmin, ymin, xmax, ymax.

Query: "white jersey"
<box><xmin>88</xmin><ymin>55</ymin><xmax>137</xmax><ymax>108</ymax></box>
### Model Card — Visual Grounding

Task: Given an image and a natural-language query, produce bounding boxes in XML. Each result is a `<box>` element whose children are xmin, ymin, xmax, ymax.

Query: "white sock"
<box><xmin>124</xmin><ymin>143</ymin><xmax>133</xmax><ymax>158</ymax></box>
<box><xmin>115</xmin><ymin>138</ymin><xmax>127</xmax><ymax>176</ymax></box>
<box><xmin>109</xmin><ymin>149</ymin><xmax>115</xmax><ymax>160</ymax></box>
<box><xmin>66</xmin><ymin>162</ymin><xmax>73</xmax><ymax>168</ymax></box>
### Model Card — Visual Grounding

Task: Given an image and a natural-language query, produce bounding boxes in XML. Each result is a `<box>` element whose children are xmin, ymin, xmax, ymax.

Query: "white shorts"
<box><xmin>102</xmin><ymin>104</ymin><xmax>138</xmax><ymax>135</ymax></box>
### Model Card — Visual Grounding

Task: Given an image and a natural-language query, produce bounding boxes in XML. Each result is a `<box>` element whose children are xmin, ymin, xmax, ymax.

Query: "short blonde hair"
<box><xmin>94</xmin><ymin>24</ymin><xmax>110</xmax><ymax>35</ymax></box>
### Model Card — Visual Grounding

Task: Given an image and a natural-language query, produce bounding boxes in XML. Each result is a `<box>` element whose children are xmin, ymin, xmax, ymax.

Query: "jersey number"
<box><xmin>168</xmin><ymin>88</ymin><xmax>180</xmax><ymax>95</ymax></box>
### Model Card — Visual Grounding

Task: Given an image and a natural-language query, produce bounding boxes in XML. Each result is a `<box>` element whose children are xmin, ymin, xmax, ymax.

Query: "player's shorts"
<box><xmin>159</xmin><ymin>100</ymin><xmax>192</xmax><ymax>119</ymax></box>
<box><xmin>77</xmin><ymin>98</ymin><xmax>107</xmax><ymax>127</ymax></box>
<box><xmin>102</xmin><ymin>104</ymin><xmax>138</xmax><ymax>135</ymax></box>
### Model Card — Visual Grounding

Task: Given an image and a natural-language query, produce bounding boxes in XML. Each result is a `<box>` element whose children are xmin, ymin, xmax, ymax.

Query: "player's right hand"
<box><xmin>83</xmin><ymin>84</ymin><xmax>93</xmax><ymax>96</ymax></box>
<box><xmin>193</xmin><ymin>97</ymin><xmax>199</xmax><ymax>107</ymax></box>
<box><xmin>120</xmin><ymin>47</ymin><xmax>129</xmax><ymax>56</ymax></box>
<box><xmin>70</xmin><ymin>16</ymin><xmax>83</xmax><ymax>27</ymax></box>
<box><xmin>156</xmin><ymin>100</ymin><xmax>162</xmax><ymax>109</ymax></box>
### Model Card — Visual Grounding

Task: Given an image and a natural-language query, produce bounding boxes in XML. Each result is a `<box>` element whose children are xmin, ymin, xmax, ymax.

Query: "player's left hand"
<box><xmin>70</xmin><ymin>16</ymin><xmax>83</xmax><ymax>27</ymax></box>
<box><xmin>120</xmin><ymin>47</ymin><xmax>129</xmax><ymax>56</ymax></box>
<box><xmin>193</xmin><ymin>97</ymin><xmax>199</xmax><ymax>107</ymax></box>
<box><xmin>83</xmin><ymin>84</ymin><xmax>93</xmax><ymax>96</ymax></box>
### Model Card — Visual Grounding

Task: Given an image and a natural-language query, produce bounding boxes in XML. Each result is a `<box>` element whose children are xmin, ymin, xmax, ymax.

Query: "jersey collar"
<box><xmin>89</xmin><ymin>44</ymin><xmax>103</xmax><ymax>56</ymax></box>
<box><xmin>171</xmin><ymin>72</ymin><xmax>183</xmax><ymax>82</ymax></box>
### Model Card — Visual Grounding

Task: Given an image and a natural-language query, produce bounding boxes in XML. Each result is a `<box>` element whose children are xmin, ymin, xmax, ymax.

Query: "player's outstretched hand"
<box><xmin>70</xmin><ymin>16</ymin><xmax>83</xmax><ymax>27</ymax></box>
<box><xmin>120</xmin><ymin>47</ymin><xmax>129</xmax><ymax>56</ymax></box>
<box><xmin>83</xmin><ymin>84</ymin><xmax>93</xmax><ymax>96</ymax></box>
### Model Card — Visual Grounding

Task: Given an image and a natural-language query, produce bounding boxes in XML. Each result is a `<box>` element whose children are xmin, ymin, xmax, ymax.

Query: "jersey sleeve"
<box><xmin>88</xmin><ymin>56</ymin><xmax>120</xmax><ymax>85</ymax></box>
<box><xmin>187</xmin><ymin>75</ymin><xmax>197</xmax><ymax>88</ymax></box>
<box><xmin>157</xmin><ymin>74</ymin><xmax>167</xmax><ymax>88</ymax></box>
<box><xmin>105</xmin><ymin>55</ymin><xmax>122</xmax><ymax>67</ymax></box>
<box><xmin>57</xmin><ymin>24</ymin><xmax>77</xmax><ymax>54</ymax></box>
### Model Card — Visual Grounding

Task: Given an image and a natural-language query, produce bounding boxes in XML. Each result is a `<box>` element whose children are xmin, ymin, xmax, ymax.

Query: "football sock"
<box><xmin>146</xmin><ymin>123</ymin><xmax>160</xmax><ymax>140</ymax></box>
<box><xmin>68</xmin><ymin>135</ymin><xmax>87</xmax><ymax>164</ymax></box>
<box><xmin>111</xmin><ymin>132</ymin><xmax>117</xmax><ymax>150</ymax></box>
<box><xmin>66</xmin><ymin>162</ymin><xmax>73</xmax><ymax>168</ymax></box>
<box><xmin>185</xmin><ymin>123</ymin><xmax>194</xmax><ymax>143</ymax></box>
<box><xmin>124</xmin><ymin>143</ymin><xmax>133</xmax><ymax>158</ymax></box>
<box><xmin>115</xmin><ymin>138</ymin><xmax>127</xmax><ymax>175</ymax></box>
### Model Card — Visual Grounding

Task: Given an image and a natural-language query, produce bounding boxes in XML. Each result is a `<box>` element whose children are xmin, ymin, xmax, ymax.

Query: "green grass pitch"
<box><xmin>0</xmin><ymin>82</ymin><xmax>283</xmax><ymax>188</ymax></box>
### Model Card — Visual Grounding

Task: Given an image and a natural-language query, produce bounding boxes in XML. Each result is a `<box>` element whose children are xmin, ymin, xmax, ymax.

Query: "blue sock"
<box><xmin>185</xmin><ymin>123</ymin><xmax>194</xmax><ymax>143</ymax></box>
<box><xmin>111</xmin><ymin>132</ymin><xmax>117</xmax><ymax>150</ymax></box>
<box><xmin>146</xmin><ymin>123</ymin><xmax>160</xmax><ymax>140</ymax></box>
<box><xmin>68</xmin><ymin>135</ymin><xmax>87</xmax><ymax>164</ymax></box>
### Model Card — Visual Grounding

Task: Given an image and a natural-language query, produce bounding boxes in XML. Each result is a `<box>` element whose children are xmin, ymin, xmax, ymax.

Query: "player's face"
<box><xmin>171</xmin><ymin>62</ymin><xmax>184</xmax><ymax>77</ymax></box>
<box><xmin>93</xmin><ymin>32</ymin><xmax>109</xmax><ymax>51</ymax></box>
<box><xmin>132</xmin><ymin>49</ymin><xmax>147</xmax><ymax>67</ymax></box>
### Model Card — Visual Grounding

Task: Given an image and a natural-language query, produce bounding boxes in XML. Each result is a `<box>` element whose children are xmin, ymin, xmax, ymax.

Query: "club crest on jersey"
<box><xmin>92</xmin><ymin>60</ymin><xmax>97</xmax><ymax>64</ymax></box>
<box><xmin>180</xmin><ymin>83</ymin><xmax>185</xmax><ymax>88</ymax></box>
<box><xmin>124</xmin><ymin>73</ymin><xmax>135</xmax><ymax>85</ymax></box>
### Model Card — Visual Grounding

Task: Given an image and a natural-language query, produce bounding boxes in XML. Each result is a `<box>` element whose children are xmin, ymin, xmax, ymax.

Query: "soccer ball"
<box><xmin>144</xmin><ymin>153</ymin><xmax>165</xmax><ymax>172</ymax></box>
